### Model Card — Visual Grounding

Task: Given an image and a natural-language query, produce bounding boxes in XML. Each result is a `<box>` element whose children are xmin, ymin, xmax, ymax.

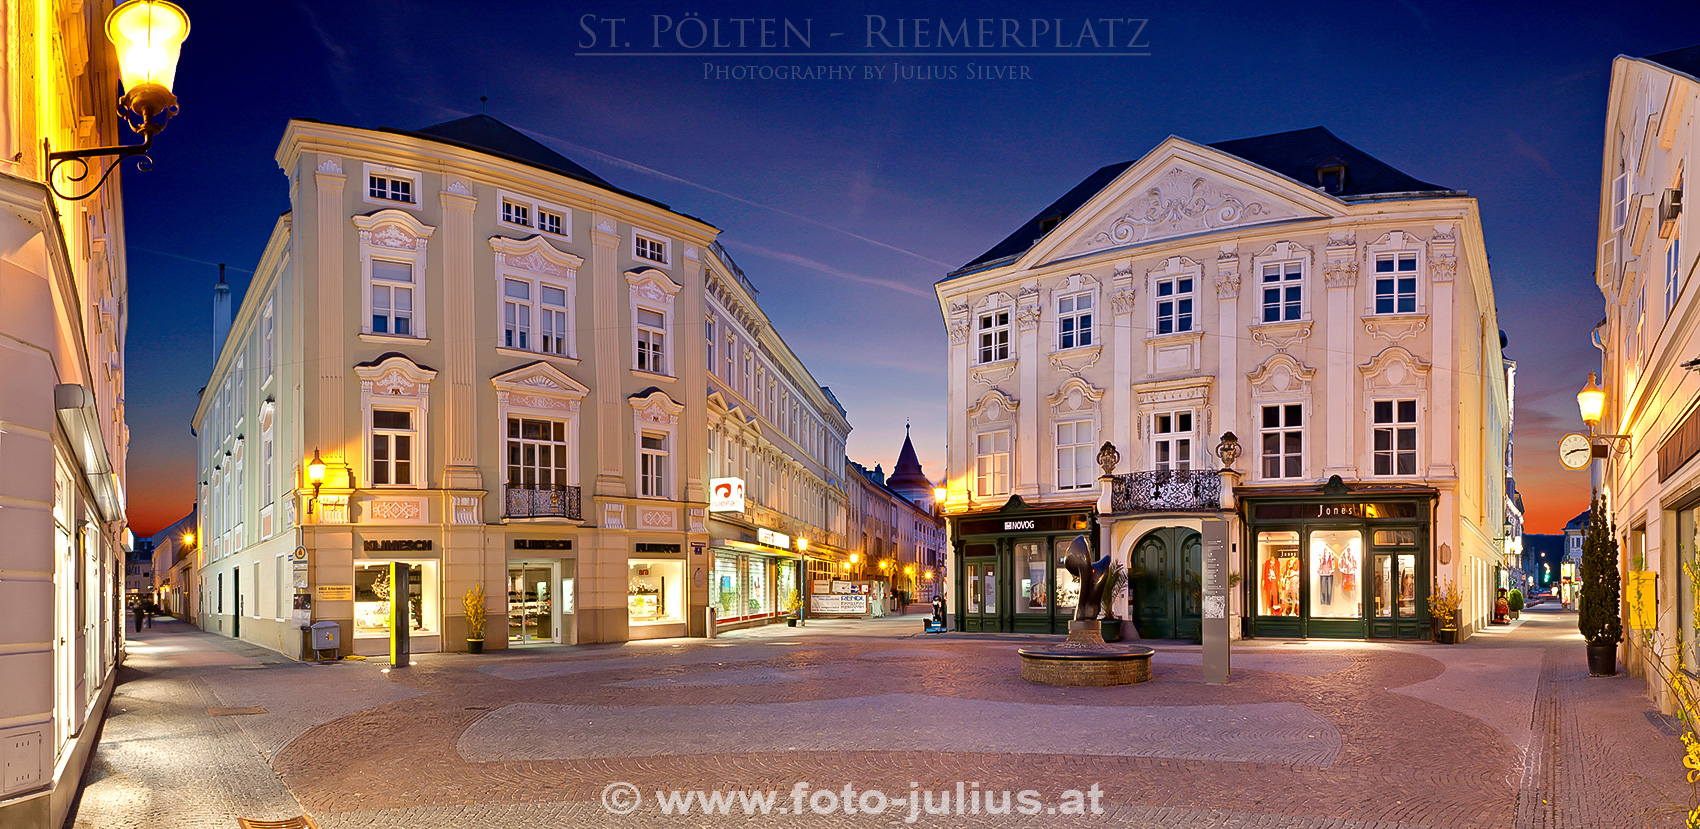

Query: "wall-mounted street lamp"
<box><xmin>1576</xmin><ymin>372</ymin><xmax>1631</xmax><ymax>454</ymax></box>
<box><xmin>47</xmin><ymin>0</ymin><xmax>190</xmax><ymax>201</ymax></box>
<box><xmin>306</xmin><ymin>448</ymin><xmax>327</xmax><ymax>514</ymax></box>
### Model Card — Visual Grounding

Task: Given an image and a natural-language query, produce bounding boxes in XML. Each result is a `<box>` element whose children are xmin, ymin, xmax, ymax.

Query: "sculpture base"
<box><xmin>1019</xmin><ymin>624</ymin><xmax>1154</xmax><ymax>686</ymax></box>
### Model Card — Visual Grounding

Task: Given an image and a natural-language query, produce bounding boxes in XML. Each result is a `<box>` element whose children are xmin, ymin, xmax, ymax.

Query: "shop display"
<box><xmin>354</xmin><ymin>561</ymin><xmax>435</xmax><ymax>638</ymax></box>
<box><xmin>1309</xmin><ymin>530</ymin><xmax>1362</xmax><ymax>619</ymax></box>
<box><xmin>628</xmin><ymin>560</ymin><xmax>683</xmax><ymax>624</ymax></box>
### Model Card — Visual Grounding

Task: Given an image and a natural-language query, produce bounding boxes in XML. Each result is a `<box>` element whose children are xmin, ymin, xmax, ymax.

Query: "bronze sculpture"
<box><xmin>1060</xmin><ymin>535</ymin><xmax>1110</xmax><ymax>622</ymax></box>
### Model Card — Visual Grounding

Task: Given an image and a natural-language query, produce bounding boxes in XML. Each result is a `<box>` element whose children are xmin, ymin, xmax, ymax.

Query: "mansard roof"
<box><xmin>956</xmin><ymin>126</ymin><xmax>1451</xmax><ymax>272</ymax></box>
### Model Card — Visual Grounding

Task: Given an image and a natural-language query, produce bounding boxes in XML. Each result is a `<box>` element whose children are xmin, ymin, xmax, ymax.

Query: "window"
<box><xmin>371</xmin><ymin>409</ymin><xmax>415</xmax><ymax>486</ymax></box>
<box><xmin>1612</xmin><ymin>172</ymin><xmax>1628</xmax><ymax>231</ymax></box>
<box><xmin>502</xmin><ymin>199</ymin><xmax>531</xmax><ymax>227</ymax></box>
<box><xmin>975</xmin><ymin>430</ymin><xmax>1011</xmax><ymax>497</ymax></box>
<box><xmin>1154</xmin><ymin>275</ymin><xmax>1194</xmax><ymax>334</ymax></box>
<box><xmin>725</xmin><ymin>335</ymin><xmax>735</xmax><ymax>383</ymax></box>
<box><xmin>261</xmin><ymin>428</ymin><xmax>273</xmax><ymax>506</ymax></box>
<box><xmin>635</xmin><ymin>234</ymin><xmax>668</xmax><ymax>265</ymax></box>
<box><xmin>353</xmin><ymin>561</ymin><xmax>438</xmax><ymax>637</ymax></box>
<box><xmin>370</xmin><ymin>259</ymin><xmax>415</xmax><ymax>336</ymax></box>
<box><xmin>1374</xmin><ymin>254</ymin><xmax>1418</xmax><ymax>314</ymax></box>
<box><xmin>978</xmin><ymin>309</ymin><xmax>1010</xmax><ymax>363</ymax></box>
<box><xmin>630</xmin><ymin>559</ymin><xmax>684</xmax><ymax>624</ymax></box>
<box><xmin>1373</xmin><ymin>399</ymin><xmax>1418</xmax><ymax>476</ymax></box>
<box><xmin>1260</xmin><ymin>404</ymin><xmax>1303</xmax><ymax>479</ymax></box>
<box><xmin>1261</xmin><ymin>262</ymin><xmax>1303</xmax><ymax>322</ymax></box>
<box><xmin>368</xmin><ymin>173</ymin><xmax>414</xmax><ymax>204</ymax></box>
<box><xmin>1055</xmin><ymin>420</ymin><xmax>1094</xmax><ymax>490</ymax></box>
<box><xmin>636</xmin><ymin>308</ymin><xmax>666</xmax><ymax>373</ymax></box>
<box><xmin>1152</xmin><ymin>411</ymin><xmax>1193</xmax><ymax>471</ymax></box>
<box><xmin>539</xmin><ymin>285</ymin><xmax>569</xmax><ymax>356</ymax></box>
<box><xmin>506</xmin><ymin>417</ymin><xmax>568</xmax><ymax>487</ymax></box>
<box><xmin>536</xmin><ymin>208</ymin><xmax>563</xmax><ymax>236</ymax></box>
<box><xmin>261</xmin><ymin>301</ymin><xmax>274</xmax><ymax>380</ymax></box>
<box><xmin>503</xmin><ymin>279</ymin><xmax>532</xmax><ymax>350</ymax></box>
<box><xmin>1058</xmin><ymin>293</ymin><xmax>1093</xmax><ymax>348</ymax></box>
<box><xmin>640</xmin><ymin>433</ymin><xmax>668</xmax><ymax>497</ymax></box>
<box><xmin>706</xmin><ymin>317</ymin><xmax>717</xmax><ymax>376</ymax></box>
<box><xmin>1668</xmin><ymin>237</ymin><xmax>1683</xmax><ymax>314</ymax></box>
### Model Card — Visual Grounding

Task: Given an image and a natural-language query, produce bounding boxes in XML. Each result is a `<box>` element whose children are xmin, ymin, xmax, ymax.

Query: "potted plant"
<box><xmin>1579</xmin><ymin>493</ymin><xmax>1623</xmax><ymax>676</ymax></box>
<box><xmin>783</xmin><ymin>589</ymin><xmax>801</xmax><ymax>626</ymax></box>
<box><xmin>1508</xmin><ymin>588</ymin><xmax>1524</xmax><ymax>620</ymax></box>
<box><xmin>464</xmin><ymin>584</ymin><xmax>487</xmax><ymax>654</ymax></box>
<box><xmin>1099</xmin><ymin>561</ymin><xmax>1128</xmax><ymax>642</ymax></box>
<box><xmin>1428</xmin><ymin>577</ymin><xmax>1462</xmax><ymax>643</ymax></box>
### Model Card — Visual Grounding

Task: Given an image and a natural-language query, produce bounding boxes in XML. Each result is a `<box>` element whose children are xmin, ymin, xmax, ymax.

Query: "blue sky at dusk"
<box><xmin>121</xmin><ymin>0</ymin><xmax>1695</xmax><ymax>536</ymax></box>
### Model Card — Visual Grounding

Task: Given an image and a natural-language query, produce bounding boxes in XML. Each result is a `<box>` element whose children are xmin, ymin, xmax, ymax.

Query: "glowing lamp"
<box><xmin>1577</xmin><ymin>372</ymin><xmax>1604</xmax><ymax>430</ymax></box>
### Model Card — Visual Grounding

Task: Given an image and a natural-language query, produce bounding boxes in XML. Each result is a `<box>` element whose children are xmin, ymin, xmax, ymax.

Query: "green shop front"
<box><xmin>1242</xmin><ymin>486</ymin><xmax>1436</xmax><ymax>640</ymax></box>
<box><xmin>950</xmin><ymin>496</ymin><xmax>1097</xmax><ymax>634</ymax></box>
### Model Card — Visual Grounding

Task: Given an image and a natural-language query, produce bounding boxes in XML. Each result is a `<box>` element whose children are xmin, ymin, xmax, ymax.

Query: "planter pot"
<box><xmin>467</xmin><ymin>639</ymin><xmax>484</xmax><ymax>654</ymax></box>
<box><xmin>1100</xmin><ymin>619</ymin><xmax>1124</xmax><ymax>643</ymax></box>
<box><xmin>1437</xmin><ymin>628</ymin><xmax>1458</xmax><ymax>644</ymax></box>
<box><xmin>786</xmin><ymin>617</ymin><xmax>798</xmax><ymax>627</ymax></box>
<box><xmin>1587</xmin><ymin>643</ymin><xmax>1618</xmax><ymax>676</ymax></box>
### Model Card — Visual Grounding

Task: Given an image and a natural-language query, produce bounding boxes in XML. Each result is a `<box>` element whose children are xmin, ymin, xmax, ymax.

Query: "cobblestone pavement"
<box><xmin>69</xmin><ymin>606</ymin><xmax>1690</xmax><ymax>828</ymax></box>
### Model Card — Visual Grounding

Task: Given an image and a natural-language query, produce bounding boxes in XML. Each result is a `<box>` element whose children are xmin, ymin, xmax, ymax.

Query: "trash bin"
<box><xmin>704</xmin><ymin>606</ymin><xmax>717</xmax><ymax>639</ymax></box>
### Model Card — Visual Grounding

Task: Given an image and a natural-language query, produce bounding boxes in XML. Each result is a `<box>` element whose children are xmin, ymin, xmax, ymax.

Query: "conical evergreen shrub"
<box><xmin>1578</xmin><ymin>493</ymin><xmax>1623</xmax><ymax>647</ymax></box>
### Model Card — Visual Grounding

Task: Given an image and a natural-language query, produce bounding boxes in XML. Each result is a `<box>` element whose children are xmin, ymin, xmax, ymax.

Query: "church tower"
<box><xmin>886</xmin><ymin>425</ymin><xmax>935</xmax><ymax>512</ymax></box>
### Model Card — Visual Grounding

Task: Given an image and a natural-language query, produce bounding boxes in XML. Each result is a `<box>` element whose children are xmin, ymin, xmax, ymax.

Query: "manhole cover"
<box><xmin>237</xmin><ymin>818</ymin><xmax>318</xmax><ymax>829</ymax></box>
<box><xmin>208</xmin><ymin>707</ymin><xmax>268</xmax><ymax>716</ymax></box>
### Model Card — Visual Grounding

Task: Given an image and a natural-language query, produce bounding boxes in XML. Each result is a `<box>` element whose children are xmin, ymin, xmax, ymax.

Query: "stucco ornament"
<box><xmin>1092</xmin><ymin>168</ymin><xmax>1267</xmax><ymax>246</ymax></box>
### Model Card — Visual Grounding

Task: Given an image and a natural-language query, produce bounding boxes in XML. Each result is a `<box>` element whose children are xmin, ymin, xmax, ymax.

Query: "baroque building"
<box><xmin>0</xmin><ymin>1</ymin><xmax>134</xmax><ymax>824</ymax></box>
<box><xmin>193</xmin><ymin>114</ymin><xmax>853</xmax><ymax>658</ymax></box>
<box><xmin>936</xmin><ymin>127</ymin><xmax>1510</xmax><ymax>641</ymax></box>
<box><xmin>845</xmin><ymin>430</ymin><xmax>947</xmax><ymax>606</ymax></box>
<box><xmin>1589</xmin><ymin>44</ymin><xmax>1697</xmax><ymax>712</ymax></box>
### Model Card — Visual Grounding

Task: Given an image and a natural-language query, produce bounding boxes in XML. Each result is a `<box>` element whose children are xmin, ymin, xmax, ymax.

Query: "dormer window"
<box><xmin>1038</xmin><ymin>214</ymin><xmax>1063</xmax><ymax>233</ymax></box>
<box><xmin>1316</xmin><ymin>161</ymin><xmax>1347</xmax><ymax>194</ymax></box>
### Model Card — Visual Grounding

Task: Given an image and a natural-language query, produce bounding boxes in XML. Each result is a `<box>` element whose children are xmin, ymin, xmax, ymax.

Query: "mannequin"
<box><xmin>1262</xmin><ymin>556</ymin><xmax>1282</xmax><ymax>615</ymax></box>
<box><xmin>1317</xmin><ymin>545</ymin><xmax>1336</xmax><ymax>605</ymax></box>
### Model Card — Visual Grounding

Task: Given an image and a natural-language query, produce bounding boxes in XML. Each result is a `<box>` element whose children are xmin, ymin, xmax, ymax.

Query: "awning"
<box><xmin>55</xmin><ymin>383</ymin><xmax>125</xmax><ymax>524</ymax></box>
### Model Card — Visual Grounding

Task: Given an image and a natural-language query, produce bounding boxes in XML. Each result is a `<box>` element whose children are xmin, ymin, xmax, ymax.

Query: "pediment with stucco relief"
<box><xmin>1359</xmin><ymin>346</ymin><xmax>1431</xmax><ymax>393</ymax></box>
<box><xmin>967</xmin><ymin>389</ymin><xmax>1018</xmax><ymax>425</ymax></box>
<box><xmin>1247</xmin><ymin>353</ymin><xmax>1317</xmax><ymax>397</ymax></box>
<box><xmin>491</xmin><ymin>362</ymin><xmax>590</xmax><ymax>400</ymax></box>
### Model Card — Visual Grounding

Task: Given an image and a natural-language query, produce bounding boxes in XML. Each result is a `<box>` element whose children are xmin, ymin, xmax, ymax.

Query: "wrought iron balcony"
<box><xmin>504</xmin><ymin>484</ymin><xmax>582</xmax><ymax>520</ymax></box>
<box><xmin>1110</xmin><ymin>469</ymin><xmax>1222</xmax><ymax>513</ymax></box>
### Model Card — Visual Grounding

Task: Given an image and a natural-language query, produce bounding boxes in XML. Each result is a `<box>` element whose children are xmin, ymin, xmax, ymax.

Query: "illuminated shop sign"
<box><xmin>757</xmin><ymin>528</ymin><xmax>791</xmax><ymax>550</ymax></box>
<box><xmin>709</xmin><ymin>477</ymin><xmax>746</xmax><ymax>512</ymax></box>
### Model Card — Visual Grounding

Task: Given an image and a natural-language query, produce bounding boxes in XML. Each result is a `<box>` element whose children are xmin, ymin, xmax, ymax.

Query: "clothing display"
<box><xmin>1317</xmin><ymin>548</ymin><xmax>1336</xmax><ymax>605</ymax></box>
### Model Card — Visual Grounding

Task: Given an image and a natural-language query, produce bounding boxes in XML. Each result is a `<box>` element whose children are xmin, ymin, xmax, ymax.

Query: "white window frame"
<box><xmin>706</xmin><ymin>316</ymin><xmax>717</xmax><ymax>377</ymax></box>
<box><xmin>1259</xmin><ymin>402</ymin><xmax>1305</xmax><ymax>480</ymax></box>
<box><xmin>1054</xmin><ymin>420</ymin><xmax>1095</xmax><ymax>491</ymax></box>
<box><xmin>1372</xmin><ymin>252</ymin><xmax>1419</xmax><ymax>315</ymax></box>
<box><xmin>362</xmin><ymin>163</ymin><xmax>421</xmax><ymax>209</ymax></box>
<box><xmin>1259</xmin><ymin>261</ymin><xmax>1305</xmax><ymax>323</ymax></box>
<box><xmin>1057</xmin><ymin>291</ymin><xmax>1095</xmax><ymax>349</ymax></box>
<box><xmin>636</xmin><ymin>307</ymin><xmax>667</xmax><ymax>375</ymax></box>
<box><xmin>632</xmin><ymin>228</ymin><xmax>671</xmax><ymax>267</ymax></box>
<box><xmin>975</xmin><ymin>429</ymin><xmax>1012</xmax><ymax>497</ymax></box>
<box><xmin>261</xmin><ymin>414</ymin><xmax>274</xmax><ymax>507</ymax></box>
<box><xmin>354</xmin><ymin>356</ymin><xmax>436</xmax><ymax>491</ymax></box>
<box><xmin>491</xmin><ymin>235</ymin><xmax>583</xmax><ymax>360</ymax></box>
<box><xmin>502</xmin><ymin>277</ymin><xmax>534</xmax><ymax>351</ymax></box>
<box><xmin>1371</xmin><ymin>398</ymin><xmax>1419</xmax><ymax>477</ymax></box>
<box><xmin>1153</xmin><ymin>273</ymin><xmax>1195</xmax><ymax>335</ymax></box>
<box><xmin>354</xmin><ymin>211</ymin><xmax>434</xmax><ymax>340</ymax></box>
<box><xmin>261</xmin><ymin>300</ymin><xmax>275</xmax><ymax>382</ymax></box>
<box><xmin>977</xmin><ymin>308</ymin><xmax>1011</xmax><ymax>364</ymax></box>
<box><xmin>1151</xmin><ymin>410</ymin><xmax>1195</xmax><ymax>472</ymax></box>
<box><xmin>1612</xmin><ymin>171</ymin><xmax>1628</xmax><ymax>231</ymax></box>
<box><xmin>631</xmin><ymin>391</ymin><xmax>684</xmax><ymax>501</ymax></box>
<box><xmin>627</xmin><ymin>270</ymin><xmax>681</xmax><ymax>378</ymax></box>
<box><xmin>1668</xmin><ymin>236</ymin><xmax>1682</xmax><ymax>315</ymax></box>
<box><xmin>370</xmin><ymin>407</ymin><xmax>418</xmax><ymax>488</ymax></box>
<box><xmin>497</xmin><ymin>189</ymin><xmax>571</xmax><ymax>240</ymax></box>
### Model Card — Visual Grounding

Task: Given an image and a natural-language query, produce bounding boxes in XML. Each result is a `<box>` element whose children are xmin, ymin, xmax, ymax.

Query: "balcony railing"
<box><xmin>1110</xmin><ymin>469</ymin><xmax>1222</xmax><ymax>513</ymax></box>
<box><xmin>504</xmin><ymin>484</ymin><xmax>582</xmax><ymax>520</ymax></box>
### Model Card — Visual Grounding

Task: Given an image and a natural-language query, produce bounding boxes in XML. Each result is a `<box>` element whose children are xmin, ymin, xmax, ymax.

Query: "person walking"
<box><xmin>133</xmin><ymin>603</ymin><xmax>143</xmax><ymax>634</ymax></box>
<box><xmin>142</xmin><ymin>601</ymin><xmax>153</xmax><ymax>629</ymax></box>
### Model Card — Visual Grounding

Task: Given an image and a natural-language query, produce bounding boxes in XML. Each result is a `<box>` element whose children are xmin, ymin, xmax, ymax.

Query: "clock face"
<box><xmin>1558</xmin><ymin>433</ymin><xmax>1593</xmax><ymax>470</ymax></box>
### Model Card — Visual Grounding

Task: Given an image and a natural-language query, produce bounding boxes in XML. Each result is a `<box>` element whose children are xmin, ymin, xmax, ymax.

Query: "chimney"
<box><xmin>212</xmin><ymin>263</ymin><xmax>232</xmax><ymax>357</ymax></box>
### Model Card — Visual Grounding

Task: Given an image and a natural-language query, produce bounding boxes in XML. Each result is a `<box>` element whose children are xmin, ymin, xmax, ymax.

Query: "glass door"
<box><xmin>507</xmin><ymin>562</ymin><xmax>557</xmax><ymax>645</ymax></box>
<box><xmin>561</xmin><ymin>560</ymin><xmax>576</xmax><ymax>645</ymax></box>
<box><xmin>964</xmin><ymin>558</ymin><xmax>998</xmax><ymax>631</ymax></box>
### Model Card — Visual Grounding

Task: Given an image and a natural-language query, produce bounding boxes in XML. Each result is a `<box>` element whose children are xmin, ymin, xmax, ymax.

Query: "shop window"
<box><xmin>745</xmin><ymin>557</ymin><xmax>772</xmax><ymax>617</ymax></box>
<box><xmin>1056</xmin><ymin>550</ymin><xmax>1079</xmax><ymax>612</ymax></box>
<box><xmin>1019</xmin><ymin>543</ymin><xmax>1048</xmax><ymax>612</ymax></box>
<box><xmin>628</xmin><ymin>560</ymin><xmax>683</xmax><ymax>624</ymax></box>
<box><xmin>1256</xmin><ymin>531</ymin><xmax>1300</xmax><ymax>616</ymax></box>
<box><xmin>353</xmin><ymin>561</ymin><xmax>438</xmax><ymax>638</ymax></box>
<box><xmin>1372</xmin><ymin>529</ymin><xmax>1416</xmax><ymax>546</ymax></box>
<box><xmin>1309</xmin><ymin>529</ymin><xmax>1362</xmax><ymax>619</ymax></box>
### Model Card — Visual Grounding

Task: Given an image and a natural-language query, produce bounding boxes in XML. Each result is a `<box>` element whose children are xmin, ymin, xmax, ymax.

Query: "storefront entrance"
<box><xmin>1244</xmin><ymin>492</ymin><xmax>1432</xmax><ymax>640</ymax></box>
<box><xmin>963</xmin><ymin>558</ymin><xmax>998</xmax><ymax>631</ymax></box>
<box><xmin>508</xmin><ymin>560</ymin><xmax>573</xmax><ymax>645</ymax></box>
<box><xmin>1129</xmin><ymin>527</ymin><xmax>1202</xmax><ymax>641</ymax></box>
<box><xmin>949</xmin><ymin>496</ymin><xmax>1097</xmax><ymax>635</ymax></box>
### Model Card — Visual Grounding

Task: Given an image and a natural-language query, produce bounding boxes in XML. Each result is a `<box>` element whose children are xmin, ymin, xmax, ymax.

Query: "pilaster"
<box><xmin>439</xmin><ymin>182</ymin><xmax>481</xmax><ymax>489</ymax></box>
<box><xmin>1110</xmin><ymin>263</ymin><xmax>1135</xmax><ymax>470</ymax></box>
<box><xmin>313</xmin><ymin>157</ymin><xmax>349</xmax><ymax>486</ymax></box>
<box><xmin>1323</xmin><ymin>233</ymin><xmax>1358</xmax><ymax>477</ymax></box>
<box><xmin>1214</xmin><ymin>247</ymin><xmax>1240</xmax><ymax>442</ymax></box>
<box><xmin>1015</xmin><ymin>285</ymin><xmax>1040</xmax><ymax>496</ymax></box>
<box><xmin>591</xmin><ymin>218</ymin><xmax>625</xmax><ymax>496</ymax></box>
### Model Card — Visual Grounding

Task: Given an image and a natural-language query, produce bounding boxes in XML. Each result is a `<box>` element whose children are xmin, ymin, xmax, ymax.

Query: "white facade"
<box><xmin>0</xmin><ymin>1</ymin><xmax>132</xmax><ymax>824</ymax></box>
<box><xmin>1590</xmin><ymin>46</ymin><xmax>1698</xmax><ymax>712</ymax></box>
<box><xmin>937</xmin><ymin>128</ymin><xmax>1510</xmax><ymax>640</ymax></box>
<box><xmin>192</xmin><ymin>115</ymin><xmax>856</xmax><ymax>657</ymax></box>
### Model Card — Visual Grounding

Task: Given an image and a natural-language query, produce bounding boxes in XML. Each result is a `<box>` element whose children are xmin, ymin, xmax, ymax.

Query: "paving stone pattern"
<box><xmin>70</xmin><ymin>606</ymin><xmax>1691</xmax><ymax>828</ymax></box>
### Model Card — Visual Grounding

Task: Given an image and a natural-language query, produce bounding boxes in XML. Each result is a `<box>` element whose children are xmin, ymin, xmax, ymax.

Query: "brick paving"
<box><xmin>69</xmin><ymin>605</ymin><xmax>1690</xmax><ymax>828</ymax></box>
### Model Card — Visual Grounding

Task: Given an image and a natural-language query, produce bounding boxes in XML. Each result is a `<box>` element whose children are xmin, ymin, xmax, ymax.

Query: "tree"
<box><xmin>1578</xmin><ymin>493</ymin><xmax>1623</xmax><ymax>648</ymax></box>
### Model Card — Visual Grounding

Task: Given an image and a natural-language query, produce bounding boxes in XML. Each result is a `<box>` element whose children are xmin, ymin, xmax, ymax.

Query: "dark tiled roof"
<box><xmin>885</xmin><ymin>430</ymin><xmax>932</xmax><ymax>492</ymax></box>
<box><xmin>1645</xmin><ymin>43</ymin><xmax>1700</xmax><ymax>78</ymax></box>
<box><xmin>407</xmin><ymin>114</ymin><xmax>613</xmax><ymax>187</ymax></box>
<box><xmin>956</xmin><ymin>127</ymin><xmax>1451</xmax><ymax>272</ymax></box>
<box><xmin>1563</xmin><ymin>510</ymin><xmax>1590</xmax><ymax>531</ymax></box>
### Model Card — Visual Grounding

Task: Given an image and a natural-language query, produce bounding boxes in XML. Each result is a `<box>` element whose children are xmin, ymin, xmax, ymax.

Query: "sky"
<box><xmin>120</xmin><ymin>0</ymin><xmax>1694</xmax><ymax>537</ymax></box>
